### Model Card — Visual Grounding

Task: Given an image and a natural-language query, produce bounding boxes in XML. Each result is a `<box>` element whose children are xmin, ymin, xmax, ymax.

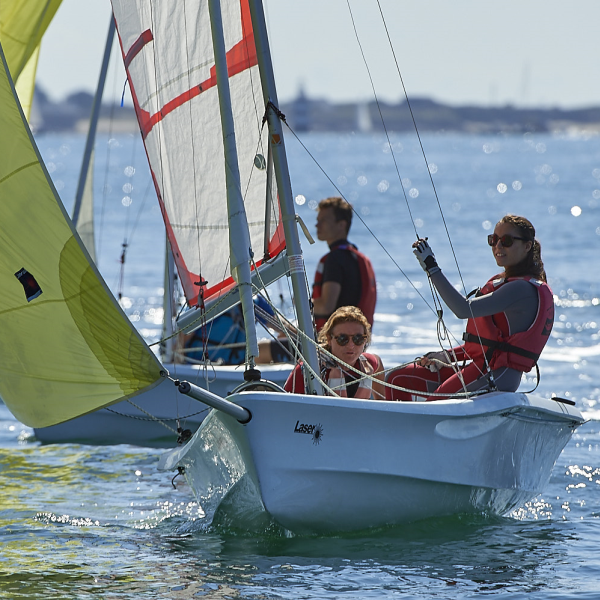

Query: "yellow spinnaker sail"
<box><xmin>0</xmin><ymin>0</ymin><xmax>62</xmax><ymax>121</ymax></box>
<box><xmin>14</xmin><ymin>43</ymin><xmax>40</xmax><ymax>121</ymax></box>
<box><xmin>0</xmin><ymin>0</ymin><xmax>61</xmax><ymax>81</ymax></box>
<box><xmin>0</xmin><ymin>43</ymin><xmax>164</xmax><ymax>428</ymax></box>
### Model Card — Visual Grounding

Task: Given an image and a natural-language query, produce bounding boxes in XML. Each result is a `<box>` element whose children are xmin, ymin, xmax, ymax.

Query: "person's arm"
<box><xmin>413</xmin><ymin>239</ymin><xmax>537</xmax><ymax>320</ymax></box>
<box><xmin>430</xmin><ymin>272</ymin><xmax>537</xmax><ymax>319</ymax></box>
<box><xmin>312</xmin><ymin>281</ymin><xmax>341</xmax><ymax>318</ymax></box>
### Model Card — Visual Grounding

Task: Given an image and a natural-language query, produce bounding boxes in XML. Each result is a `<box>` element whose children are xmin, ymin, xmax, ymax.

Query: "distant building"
<box><xmin>287</xmin><ymin>85</ymin><xmax>310</xmax><ymax>132</ymax></box>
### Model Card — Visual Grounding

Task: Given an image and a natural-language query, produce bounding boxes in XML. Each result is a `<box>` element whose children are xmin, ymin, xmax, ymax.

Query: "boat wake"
<box><xmin>161</xmin><ymin>412</ymin><xmax>289</xmax><ymax>536</ymax></box>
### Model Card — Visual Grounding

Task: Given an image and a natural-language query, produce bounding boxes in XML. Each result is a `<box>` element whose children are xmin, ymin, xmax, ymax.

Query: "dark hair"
<box><xmin>318</xmin><ymin>306</ymin><xmax>371</xmax><ymax>350</ymax></box>
<box><xmin>497</xmin><ymin>214</ymin><xmax>546</xmax><ymax>282</ymax></box>
<box><xmin>318</xmin><ymin>197</ymin><xmax>353</xmax><ymax>234</ymax></box>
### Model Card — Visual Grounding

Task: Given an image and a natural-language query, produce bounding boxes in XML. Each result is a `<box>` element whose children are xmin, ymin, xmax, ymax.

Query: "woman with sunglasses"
<box><xmin>387</xmin><ymin>214</ymin><xmax>553</xmax><ymax>401</ymax></box>
<box><xmin>285</xmin><ymin>305</ymin><xmax>385</xmax><ymax>399</ymax></box>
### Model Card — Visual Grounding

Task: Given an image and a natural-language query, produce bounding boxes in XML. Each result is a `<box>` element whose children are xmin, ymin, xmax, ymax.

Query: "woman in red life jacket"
<box><xmin>285</xmin><ymin>306</ymin><xmax>386</xmax><ymax>399</ymax></box>
<box><xmin>386</xmin><ymin>214</ymin><xmax>553</xmax><ymax>401</ymax></box>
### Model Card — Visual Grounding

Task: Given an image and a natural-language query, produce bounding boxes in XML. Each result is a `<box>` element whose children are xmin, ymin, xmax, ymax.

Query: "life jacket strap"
<box><xmin>462</xmin><ymin>332</ymin><xmax>540</xmax><ymax>361</ymax></box>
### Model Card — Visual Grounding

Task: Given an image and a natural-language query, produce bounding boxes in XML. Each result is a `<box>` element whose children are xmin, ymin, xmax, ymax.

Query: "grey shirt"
<box><xmin>430</xmin><ymin>271</ymin><xmax>539</xmax><ymax>334</ymax></box>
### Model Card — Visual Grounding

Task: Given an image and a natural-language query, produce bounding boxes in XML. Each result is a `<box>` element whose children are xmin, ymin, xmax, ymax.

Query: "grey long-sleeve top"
<box><xmin>430</xmin><ymin>270</ymin><xmax>539</xmax><ymax>335</ymax></box>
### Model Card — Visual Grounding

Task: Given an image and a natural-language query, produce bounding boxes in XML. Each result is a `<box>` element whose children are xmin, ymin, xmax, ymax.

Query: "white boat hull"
<box><xmin>161</xmin><ymin>391</ymin><xmax>583</xmax><ymax>533</ymax></box>
<box><xmin>33</xmin><ymin>363</ymin><xmax>292</xmax><ymax>447</ymax></box>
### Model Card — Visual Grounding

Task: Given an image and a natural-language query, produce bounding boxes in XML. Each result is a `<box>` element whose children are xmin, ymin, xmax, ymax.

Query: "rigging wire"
<box><xmin>181</xmin><ymin>0</ymin><xmax>213</xmax><ymax>385</ymax></box>
<box><xmin>345</xmin><ymin>0</ymin><xmax>418</xmax><ymax>241</ymax></box>
<box><xmin>281</xmin><ymin>121</ymin><xmax>437</xmax><ymax>315</ymax></box>
<box><xmin>97</xmin><ymin>36</ymin><xmax>122</xmax><ymax>263</ymax></box>
<box><xmin>345</xmin><ymin>0</ymin><xmax>494</xmax><ymax>385</ymax></box>
<box><xmin>372</xmin><ymin>0</ymin><xmax>494</xmax><ymax>380</ymax></box>
<box><xmin>372</xmin><ymin>0</ymin><xmax>467</xmax><ymax>294</ymax></box>
<box><xmin>345</xmin><ymin>0</ymin><xmax>446</xmax><ymax>325</ymax></box>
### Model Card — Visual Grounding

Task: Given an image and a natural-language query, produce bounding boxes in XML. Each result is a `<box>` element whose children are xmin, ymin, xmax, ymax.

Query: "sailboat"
<box><xmin>0</xmin><ymin>0</ymin><xmax>584</xmax><ymax>533</ymax></box>
<box><xmin>102</xmin><ymin>0</ymin><xmax>583</xmax><ymax>533</ymax></box>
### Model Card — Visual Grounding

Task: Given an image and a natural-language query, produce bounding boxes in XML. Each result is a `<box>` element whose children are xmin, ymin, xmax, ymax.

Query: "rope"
<box><xmin>106</xmin><ymin>403</ymin><xmax>209</xmax><ymax>422</ymax></box>
<box><xmin>122</xmin><ymin>399</ymin><xmax>179</xmax><ymax>435</ymax></box>
<box><xmin>280</xmin><ymin>310</ymin><xmax>486</xmax><ymax>400</ymax></box>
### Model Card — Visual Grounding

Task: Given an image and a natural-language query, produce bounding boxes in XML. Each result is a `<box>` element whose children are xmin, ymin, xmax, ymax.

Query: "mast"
<box><xmin>72</xmin><ymin>17</ymin><xmax>115</xmax><ymax>228</ymax></box>
<box><xmin>208</xmin><ymin>0</ymin><xmax>260</xmax><ymax>369</ymax></box>
<box><xmin>247</xmin><ymin>0</ymin><xmax>322</xmax><ymax>394</ymax></box>
<box><xmin>161</xmin><ymin>241</ymin><xmax>176</xmax><ymax>363</ymax></box>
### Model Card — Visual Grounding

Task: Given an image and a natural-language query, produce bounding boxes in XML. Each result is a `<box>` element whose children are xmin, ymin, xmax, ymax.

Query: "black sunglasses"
<box><xmin>331</xmin><ymin>333</ymin><xmax>368</xmax><ymax>346</ymax></box>
<box><xmin>487</xmin><ymin>233</ymin><xmax>528</xmax><ymax>247</ymax></box>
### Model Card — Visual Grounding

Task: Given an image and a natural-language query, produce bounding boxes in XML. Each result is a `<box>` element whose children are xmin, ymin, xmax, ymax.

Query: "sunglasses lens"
<box><xmin>488</xmin><ymin>234</ymin><xmax>514</xmax><ymax>247</ymax></box>
<box><xmin>333</xmin><ymin>333</ymin><xmax>366</xmax><ymax>346</ymax></box>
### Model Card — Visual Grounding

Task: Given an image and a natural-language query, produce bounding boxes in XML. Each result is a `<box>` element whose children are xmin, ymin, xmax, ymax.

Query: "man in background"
<box><xmin>258</xmin><ymin>196</ymin><xmax>377</xmax><ymax>364</ymax></box>
<box><xmin>311</xmin><ymin>196</ymin><xmax>376</xmax><ymax>331</ymax></box>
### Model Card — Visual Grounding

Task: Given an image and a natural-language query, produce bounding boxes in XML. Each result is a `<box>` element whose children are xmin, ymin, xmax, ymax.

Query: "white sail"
<box><xmin>110</xmin><ymin>0</ymin><xmax>285</xmax><ymax>308</ymax></box>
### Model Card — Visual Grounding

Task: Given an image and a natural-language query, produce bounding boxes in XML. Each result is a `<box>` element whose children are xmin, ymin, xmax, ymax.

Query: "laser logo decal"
<box><xmin>294</xmin><ymin>421</ymin><xmax>324</xmax><ymax>445</ymax></box>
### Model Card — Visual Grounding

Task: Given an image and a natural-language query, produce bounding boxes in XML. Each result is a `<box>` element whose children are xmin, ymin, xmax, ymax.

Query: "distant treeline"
<box><xmin>33</xmin><ymin>87</ymin><xmax>600</xmax><ymax>135</ymax></box>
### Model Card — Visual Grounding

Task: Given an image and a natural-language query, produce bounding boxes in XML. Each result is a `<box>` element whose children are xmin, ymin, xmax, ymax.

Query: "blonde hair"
<box><xmin>318</xmin><ymin>306</ymin><xmax>371</xmax><ymax>350</ymax></box>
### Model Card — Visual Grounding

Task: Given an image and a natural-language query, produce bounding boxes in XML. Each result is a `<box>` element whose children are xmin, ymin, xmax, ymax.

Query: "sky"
<box><xmin>36</xmin><ymin>0</ymin><xmax>600</xmax><ymax>109</ymax></box>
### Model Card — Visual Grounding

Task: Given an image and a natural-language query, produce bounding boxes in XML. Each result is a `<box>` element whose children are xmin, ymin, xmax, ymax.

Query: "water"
<box><xmin>1</xmin><ymin>130</ymin><xmax>599</xmax><ymax>598</ymax></box>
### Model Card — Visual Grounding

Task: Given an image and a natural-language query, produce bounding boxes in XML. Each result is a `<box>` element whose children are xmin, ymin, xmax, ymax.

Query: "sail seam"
<box><xmin>0</xmin><ymin>161</ymin><xmax>38</xmax><ymax>185</ymax></box>
<box><xmin>138</xmin><ymin>61</ymin><xmax>213</xmax><ymax>112</ymax></box>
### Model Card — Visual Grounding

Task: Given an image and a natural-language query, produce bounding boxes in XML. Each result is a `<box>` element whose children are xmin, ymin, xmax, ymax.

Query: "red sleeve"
<box><xmin>284</xmin><ymin>363</ymin><xmax>306</xmax><ymax>393</ymax></box>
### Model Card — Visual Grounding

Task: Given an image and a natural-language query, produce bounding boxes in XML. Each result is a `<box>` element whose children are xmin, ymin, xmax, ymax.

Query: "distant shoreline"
<box><xmin>32</xmin><ymin>88</ymin><xmax>600</xmax><ymax>135</ymax></box>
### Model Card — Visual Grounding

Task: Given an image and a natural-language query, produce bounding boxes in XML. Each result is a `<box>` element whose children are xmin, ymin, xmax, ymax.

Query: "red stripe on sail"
<box><xmin>138</xmin><ymin>0</ymin><xmax>258</xmax><ymax>139</ymax></box>
<box><xmin>124</xmin><ymin>29</ymin><xmax>153</xmax><ymax>69</ymax></box>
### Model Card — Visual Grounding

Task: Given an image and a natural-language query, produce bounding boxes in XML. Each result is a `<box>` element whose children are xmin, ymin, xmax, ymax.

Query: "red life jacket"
<box><xmin>461</xmin><ymin>275</ymin><xmax>554</xmax><ymax>373</ymax></box>
<box><xmin>312</xmin><ymin>242</ymin><xmax>377</xmax><ymax>331</ymax></box>
<box><xmin>284</xmin><ymin>352</ymin><xmax>379</xmax><ymax>396</ymax></box>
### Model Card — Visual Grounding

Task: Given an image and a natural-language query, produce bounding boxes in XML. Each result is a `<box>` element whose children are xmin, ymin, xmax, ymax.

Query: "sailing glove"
<box><xmin>413</xmin><ymin>239</ymin><xmax>440</xmax><ymax>275</ymax></box>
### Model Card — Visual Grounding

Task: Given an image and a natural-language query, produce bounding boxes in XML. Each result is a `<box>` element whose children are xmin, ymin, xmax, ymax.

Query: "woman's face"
<box><xmin>328</xmin><ymin>321</ymin><xmax>367</xmax><ymax>365</ymax></box>
<box><xmin>490</xmin><ymin>222</ymin><xmax>532</xmax><ymax>269</ymax></box>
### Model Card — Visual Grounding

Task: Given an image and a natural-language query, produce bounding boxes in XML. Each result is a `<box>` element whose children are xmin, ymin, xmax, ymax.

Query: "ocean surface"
<box><xmin>1</xmin><ymin>129</ymin><xmax>599</xmax><ymax>599</ymax></box>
